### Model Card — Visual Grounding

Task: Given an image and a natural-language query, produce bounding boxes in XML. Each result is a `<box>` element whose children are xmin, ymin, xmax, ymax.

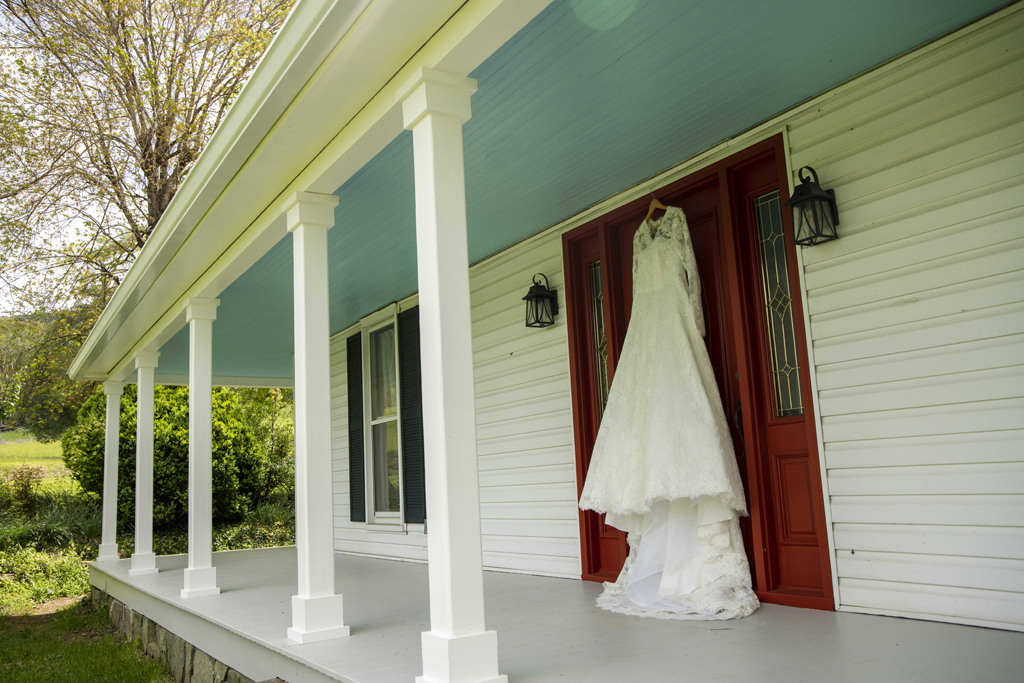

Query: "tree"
<box><xmin>0</xmin><ymin>0</ymin><xmax>295</xmax><ymax>307</ymax></box>
<box><xmin>0</xmin><ymin>0</ymin><xmax>295</xmax><ymax>436</ymax></box>
<box><xmin>13</xmin><ymin>306</ymin><xmax>99</xmax><ymax>439</ymax></box>
<box><xmin>0</xmin><ymin>313</ymin><xmax>43</xmax><ymax>429</ymax></box>
<box><xmin>234</xmin><ymin>387</ymin><xmax>294</xmax><ymax>500</ymax></box>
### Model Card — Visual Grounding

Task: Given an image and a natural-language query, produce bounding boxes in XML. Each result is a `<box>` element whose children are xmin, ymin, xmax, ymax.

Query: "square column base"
<box><xmin>97</xmin><ymin>543</ymin><xmax>119</xmax><ymax>562</ymax></box>
<box><xmin>180</xmin><ymin>566</ymin><xmax>220</xmax><ymax>598</ymax></box>
<box><xmin>287</xmin><ymin>594</ymin><xmax>350</xmax><ymax>643</ymax></box>
<box><xmin>129</xmin><ymin>552</ymin><xmax>158</xmax><ymax>576</ymax></box>
<box><xmin>417</xmin><ymin>631</ymin><xmax>507</xmax><ymax>683</ymax></box>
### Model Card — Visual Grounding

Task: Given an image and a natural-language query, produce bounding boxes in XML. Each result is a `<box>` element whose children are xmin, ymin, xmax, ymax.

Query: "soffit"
<box><xmin>154</xmin><ymin>0</ymin><xmax>1006</xmax><ymax>378</ymax></box>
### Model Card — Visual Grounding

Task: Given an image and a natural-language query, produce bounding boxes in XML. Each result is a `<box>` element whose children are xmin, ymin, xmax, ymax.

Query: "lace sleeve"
<box><xmin>668</xmin><ymin>209</ymin><xmax>705</xmax><ymax>337</ymax></box>
<box><xmin>683</xmin><ymin>221</ymin><xmax>705</xmax><ymax>337</ymax></box>
<box><xmin>632</xmin><ymin>224</ymin><xmax>645</xmax><ymax>287</ymax></box>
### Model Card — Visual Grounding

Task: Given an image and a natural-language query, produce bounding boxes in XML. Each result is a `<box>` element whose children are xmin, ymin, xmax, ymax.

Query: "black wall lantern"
<box><xmin>523</xmin><ymin>273</ymin><xmax>558</xmax><ymax>328</ymax></box>
<box><xmin>785</xmin><ymin>165</ymin><xmax>839</xmax><ymax>246</ymax></box>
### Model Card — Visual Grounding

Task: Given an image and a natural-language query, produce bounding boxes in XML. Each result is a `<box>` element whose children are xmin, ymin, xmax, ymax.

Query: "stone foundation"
<box><xmin>93</xmin><ymin>587</ymin><xmax>286</xmax><ymax>683</ymax></box>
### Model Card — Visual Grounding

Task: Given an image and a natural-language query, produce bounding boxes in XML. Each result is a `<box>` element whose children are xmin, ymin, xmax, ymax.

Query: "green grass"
<box><xmin>0</xmin><ymin>597</ymin><xmax>172</xmax><ymax>683</ymax></box>
<box><xmin>0</xmin><ymin>429</ymin><xmax>36</xmax><ymax>443</ymax></box>
<box><xmin>0</xmin><ymin>431</ymin><xmax>70</xmax><ymax>489</ymax></box>
<box><xmin>0</xmin><ymin>430</ymin><xmax>63</xmax><ymax>467</ymax></box>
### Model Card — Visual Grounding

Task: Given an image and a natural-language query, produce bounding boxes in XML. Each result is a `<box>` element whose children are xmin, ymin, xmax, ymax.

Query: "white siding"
<box><xmin>788</xmin><ymin>8</ymin><xmax>1024</xmax><ymax>630</ymax></box>
<box><xmin>331</xmin><ymin>233</ymin><xmax>581</xmax><ymax>578</ymax></box>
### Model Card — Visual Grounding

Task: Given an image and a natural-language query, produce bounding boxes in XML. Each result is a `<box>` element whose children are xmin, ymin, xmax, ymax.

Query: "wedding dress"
<box><xmin>578</xmin><ymin>206</ymin><xmax>759</xmax><ymax>620</ymax></box>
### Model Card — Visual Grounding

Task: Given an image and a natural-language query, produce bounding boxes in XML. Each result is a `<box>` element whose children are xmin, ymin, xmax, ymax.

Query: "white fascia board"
<box><xmin>75</xmin><ymin>0</ymin><xmax>555</xmax><ymax>383</ymax></box>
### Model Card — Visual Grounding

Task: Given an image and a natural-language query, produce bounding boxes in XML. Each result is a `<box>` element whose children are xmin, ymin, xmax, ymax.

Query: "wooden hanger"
<box><xmin>644</xmin><ymin>192</ymin><xmax>668</xmax><ymax>227</ymax></box>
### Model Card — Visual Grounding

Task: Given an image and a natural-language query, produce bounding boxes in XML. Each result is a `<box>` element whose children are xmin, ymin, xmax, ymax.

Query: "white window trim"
<box><xmin>360</xmin><ymin>303</ymin><xmax>406</xmax><ymax>530</ymax></box>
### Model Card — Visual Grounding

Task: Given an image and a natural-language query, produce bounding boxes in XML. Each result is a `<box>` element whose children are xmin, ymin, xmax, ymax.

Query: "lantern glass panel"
<box><xmin>526</xmin><ymin>295</ymin><xmax>553</xmax><ymax>327</ymax></box>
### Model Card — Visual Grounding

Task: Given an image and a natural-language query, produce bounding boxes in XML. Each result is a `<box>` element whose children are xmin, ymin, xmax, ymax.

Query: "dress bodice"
<box><xmin>634</xmin><ymin>206</ymin><xmax>705</xmax><ymax>337</ymax></box>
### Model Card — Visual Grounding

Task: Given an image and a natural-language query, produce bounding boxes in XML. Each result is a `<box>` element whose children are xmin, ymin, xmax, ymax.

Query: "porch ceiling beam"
<box><xmin>74</xmin><ymin>0</ymin><xmax>555</xmax><ymax>384</ymax></box>
<box><xmin>150</xmin><ymin>375</ymin><xmax>295</xmax><ymax>388</ymax></box>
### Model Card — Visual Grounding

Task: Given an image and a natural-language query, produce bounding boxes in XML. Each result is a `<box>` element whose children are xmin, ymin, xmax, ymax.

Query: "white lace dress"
<box><xmin>578</xmin><ymin>206</ymin><xmax>759</xmax><ymax>620</ymax></box>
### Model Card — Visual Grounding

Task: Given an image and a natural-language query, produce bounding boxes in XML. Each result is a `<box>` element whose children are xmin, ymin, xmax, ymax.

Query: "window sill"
<box><xmin>365</xmin><ymin>521</ymin><xmax>407</xmax><ymax>534</ymax></box>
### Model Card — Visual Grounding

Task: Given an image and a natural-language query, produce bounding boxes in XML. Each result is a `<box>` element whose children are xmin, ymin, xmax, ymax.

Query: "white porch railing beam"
<box><xmin>98</xmin><ymin>381</ymin><xmax>124</xmax><ymax>562</ymax></box>
<box><xmin>284</xmin><ymin>190</ymin><xmax>349</xmax><ymax>644</ymax></box>
<box><xmin>181</xmin><ymin>298</ymin><xmax>220</xmax><ymax>598</ymax></box>
<box><xmin>130</xmin><ymin>352</ymin><xmax>160</xmax><ymax>576</ymax></box>
<box><xmin>398</xmin><ymin>67</ymin><xmax>506</xmax><ymax>683</ymax></box>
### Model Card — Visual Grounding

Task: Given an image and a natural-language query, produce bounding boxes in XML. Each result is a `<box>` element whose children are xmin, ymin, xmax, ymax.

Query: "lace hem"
<box><xmin>596</xmin><ymin>516</ymin><xmax>760</xmax><ymax>621</ymax></box>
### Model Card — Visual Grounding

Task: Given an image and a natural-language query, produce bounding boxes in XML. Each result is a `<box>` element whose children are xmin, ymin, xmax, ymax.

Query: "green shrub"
<box><xmin>0</xmin><ymin>546</ymin><xmax>90</xmax><ymax>614</ymax></box>
<box><xmin>61</xmin><ymin>386</ymin><xmax>271</xmax><ymax>528</ymax></box>
<box><xmin>0</xmin><ymin>484</ymin><xmax>102</xmax><ymax>556</ymax></box>
<box><xmin>4</xmin><ymin>464</ymin><xmax>44</xmax><ymax>515</ymax></box>
<box><xmin>213</xmin><ymin>520</ymin><xmax>294</xmax><ymax>551</ymax></box>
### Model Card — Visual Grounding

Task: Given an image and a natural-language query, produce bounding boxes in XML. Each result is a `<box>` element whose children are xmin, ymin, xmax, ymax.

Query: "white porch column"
<box><xmin>181</xmin><ymin>298</ymin><xmax>220</xmax><ymax>598</ymax></box>
<box><xmin>398</xmin><ymin>68</ymin><xmax>506</xmax><ymax>683</ymax></box>
<box><xmin>283</xmin><ymin>190</ymin><xmax>349</xmax><ymax>644</ymax></box>
<box><xmin>98</xmin><ymin>381</ymin><xmax>124</xmax><ymax>562</ymax></box>
<box><xmin>130</xmin><ymin>352</ymin><xmax>160</xmax><ymax>576</ymax></box>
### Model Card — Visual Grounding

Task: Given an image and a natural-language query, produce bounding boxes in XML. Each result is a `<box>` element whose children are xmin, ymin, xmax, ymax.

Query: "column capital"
<box><xmin>283</xmin><ymin>192</ymin><xmax>339</xmax><ymax>233</ymax></box>
<box><xmin>103</xmin><ymin>381</ymin><xmax>124</xmax><ymax>396</ymax></box>
<box><xmin>134</xmin><ymin>352</ymin><xmax>160</xmax><ymax>370</ymax></box>
<box><xmin>397</xmin><ymin>67</ymin><xmax>477</xmax><ymax>130</ymax></box>
<box><xmin>184</xmin><ymin>297</ymin><xmax>220</xmax><ymax>323</ymax></box>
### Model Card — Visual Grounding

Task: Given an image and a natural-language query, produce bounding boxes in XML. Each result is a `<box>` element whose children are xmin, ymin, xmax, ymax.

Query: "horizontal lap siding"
<box><xmin>788</xmin><ymin>10</ymin><xmax>1024</xmax><ymax>629</ymax></box>
<box><xmin>331</xmin><ymin>234</ymin><xmax>580</xmax><ymax>577</ymax></box>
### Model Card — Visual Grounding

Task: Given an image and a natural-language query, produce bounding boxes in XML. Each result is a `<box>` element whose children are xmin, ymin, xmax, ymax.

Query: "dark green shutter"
<box><xmin>398</xmin><ymin>306</ymin><xmax>426</xmax><ymax>524</ymax></box>
<box><xmin>346</xmin><ymin>334</ymin><xmax>366</xmax><ymax>522</ymax></box>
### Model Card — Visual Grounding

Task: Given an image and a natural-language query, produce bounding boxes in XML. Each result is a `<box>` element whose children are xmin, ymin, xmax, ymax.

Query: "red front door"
<box><xmin>563</xmin><ymin>136</ymin><xmax>833</xmax><ymax>608</ymax></box>
<box><xmin>563</xmin><ymin>229</ymin><xmax>629</xmax><ymax>581</ymax></box>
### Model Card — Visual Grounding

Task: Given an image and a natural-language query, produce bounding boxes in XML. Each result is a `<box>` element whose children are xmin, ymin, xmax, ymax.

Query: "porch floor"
<box><xmin>89</xmin><ymin>546</ymin><xmax>1023</xmax><ymax>683</ymax></box>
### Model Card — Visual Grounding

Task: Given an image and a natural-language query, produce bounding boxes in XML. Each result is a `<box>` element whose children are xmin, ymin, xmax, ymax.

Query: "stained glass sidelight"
<box><xmin>588</xmin><ymin>260</ymin><xmax>611</xmax><ymax>420</ymax></box>
<box><xmin>754</xmin><ymin>190</ymin><xmax>804</xmax><ymax>418</ymax></box>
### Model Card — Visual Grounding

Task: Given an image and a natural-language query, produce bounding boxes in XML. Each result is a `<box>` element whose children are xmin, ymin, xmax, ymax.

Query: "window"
<box><xmin>367</xmin><ymin>320</ymin><xmax>401</xmax><ymax>517</ymax></box>
<box><xmin>347</xmin><ymin>303</ymin><xmax>426</xmax><ymax>527</ymax></box>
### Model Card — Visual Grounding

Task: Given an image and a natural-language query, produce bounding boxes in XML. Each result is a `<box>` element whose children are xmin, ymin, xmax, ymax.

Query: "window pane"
<box><xmin>372</xmin><ymin>420</ymin><xmax>401</xmax><ymax>513</ymax></box>
<box><xmin>754</xmin><ymin>190</ymin><xmax>803</xmax><ymax>418</ymax></box>
<box><xmin>588</xmin><ymin>260</ymin><xmax>610</xmax><ymax>420</ymax></box>
<box><xmin>370</xmin><ymin>323</ymin><xmax>398</xmax><ymax>420</ymax></box>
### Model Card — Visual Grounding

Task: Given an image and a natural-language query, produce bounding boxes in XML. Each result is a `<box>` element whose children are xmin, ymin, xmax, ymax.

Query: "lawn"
<box><xmin>0</xmin><ymin>430</ymin><xmax>67</xmax><ymax>488</ymax></box>
<box><xmin>0</xmin><ymin>596</ymin><xmax>172</xmax><ymax>683</ymax></box>
<box><xmin>0</xmin><ymin>427</ymin><xmax>292</xmax><ymax>681</ymax></box>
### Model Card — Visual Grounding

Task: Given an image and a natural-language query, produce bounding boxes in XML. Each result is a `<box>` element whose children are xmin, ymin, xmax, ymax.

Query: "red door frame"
<box><xmin>563</xmin><ymin>226</ymin><xmax>629</xmax><ymax>581</ymax></box>
<box><xmin>562</xmin><ymin>134</ymin><xmax>834</xmax><ymax>609</ymax></box>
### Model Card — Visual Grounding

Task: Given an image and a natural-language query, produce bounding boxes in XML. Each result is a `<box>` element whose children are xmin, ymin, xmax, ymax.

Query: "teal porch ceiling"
<box><xmin>154</xmin><ymin>0</ymin><xmax>1005</xmax><ymax>379</ymax></box>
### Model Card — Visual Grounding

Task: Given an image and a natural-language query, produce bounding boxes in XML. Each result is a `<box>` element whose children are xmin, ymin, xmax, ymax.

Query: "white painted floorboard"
<box><xmin>90</xmin><ymin>547</ymin><xmax>1023</xmax><ymax>683</ymax></box>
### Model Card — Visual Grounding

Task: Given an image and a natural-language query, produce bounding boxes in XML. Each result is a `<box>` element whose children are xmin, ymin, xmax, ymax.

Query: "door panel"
<box><xmin>728</xmin><ymin>147</ymin><xmax>831</xmax><ymax>604</ymax></box>
<box><xmin>564</xmin><ymin>135</ymin><xmax>833</xmax><ymax>606</ymax></box>
<box><xmin>563</xmin><ymin>230</ymin><xmax>628</xmax><ymax>581</ymax></box>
